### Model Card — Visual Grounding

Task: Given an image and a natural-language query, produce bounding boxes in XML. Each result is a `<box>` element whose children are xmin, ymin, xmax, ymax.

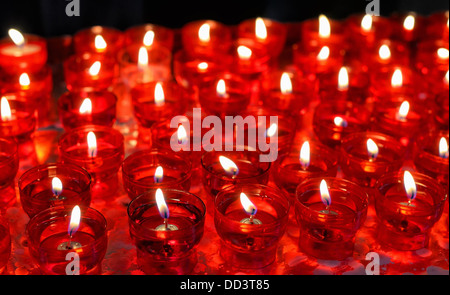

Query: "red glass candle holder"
<box><xmin>122</xmin><ymin>149</ymin><xmax>192</xmax><ymax>200</ymax></box>
<box><xmin>273</xmin><ymin>140</ymin><xmax>338</xmax><ymax>198</ymax></box>
<box><xmin>434</xmin><ymin>92</ymin><xmax>449</xmax><ymax>130</ymax></box>
<box><xmin>413</xmin><ymin>130</ymin><xmax>449</xmax><ymax>188</ymax></box>
<box><xmin>237</xmin><ymin>17</ymin><xmax>288</xmax><ymax>59</ymax></box>
<box><xmin>58</xmin><ymin>90</ymin><xmax>117</xmax><ymax>129</ymax></box>
<box><xmin>229</xmin><ymin>38</ymin><xmax>270</xmax><ymax>78</ymax></box>
<box><xmin>374</xmin><ymin>171</ymin><xmax>448</xmax><ymax>250</ymax></box>
<box><xmin>124</xmin><ymin>23</ymin><xmax>175</xmax><ymax>51</ymax></box>
<box><xmin>58</xmin><ymin>125</ymin><xmax>124</xmax><ymax>181</ymax></box>
<box><xmin>0</xmin><ymin>215</ymin><xmax>10</xmax><ymax>273</ymax></box>
<box><xmin>292</xmin><ymin>42</ymin><xmax>344</xmax><ymax>76</ymax></box>
<box><xmin>181</xmin><ymin>20</ymin><xmax>232</xmax><ymax>59</ymax></box>
<box><xmin>414</xmin><ymin>39</ymin><xmax>449</xmax><ymax>76</ymax></box>
<box><xmin>313</xmin><ymin>100</ymin><xmax>371</xmax><ymax>149</ymax></box>
<box><xmin>0</xmin><ymin>93</ymin><xmax>36</xmax><ymax>140</ymax></box>
<box><xmin>424</xmin><ymin>11</ymin><xmax>449</xmax><ymax>42</ymax></box>
<box><xmin>73</xmin><ymin>26</ymin><xmax>124</xmax><ymax>58</ymax></box>
<box><xmin>0</xmin><ymin>33</ymin><xmax>47</xmax><ymax>75</ymax></box>
<box><xmin>131</xmin><ymin>80</ymin><xmax>188</xmax><ymax>129</ymax></box>
<box><xmin>364</xmin><ymin>39</ymin><xmax>410</xmax><ymax>72</ymax></box>
<box><xmin>214</xmin><ymin>184</ymin><xmax>289</xmax><ymax>268</ymax></box>
<box><xmin>0</xmin><ymin>138</ymin><xmax>18</xmax><ymax>189</ymax></box>
<box><xmin>300</xmin><ymin>17</ymin><xmax>347</xmax><ymax>51</ymax></box>
<box><xmin>340</xmin><ymin>132</ymin><xmax>406</xmax><ymax>188</ymax></box>
<box><xmin>201</xmin><ymin>147</ymin><xmax>271</xmax><ymax>197</ymax></box>
<box><xmin>26</xmin><ymin>206</ymin><xmax>108</xmax><ymax>275</ymax></box>
<box><xmin>295</xmin><ymin>177</ymin><xmax>369</xmax><ymax>260</ymax></box>
<box><xmin>63</xmin><ymin>53</ymin><xmax>118</xmax><ymax>91</ymax></box>
<box><xmin>18</xmin><ymin>163</ymin><xmax>92</xmax><ymax>218</ymax></box>
<box><xmin>390</xmin><ymin>13</ymin><xmax>426</xmax><ymax>43</ymax></box>
<box><xmin>127</xmin><ymin>189</ymin><xmax>206</xmax><ymax>275</ymax></box>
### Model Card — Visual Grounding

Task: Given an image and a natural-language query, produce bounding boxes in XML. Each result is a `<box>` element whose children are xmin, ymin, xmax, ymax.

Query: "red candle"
<box><xmin>365</xmin><ymin>39</ymin><xmax>410</xmax><ymax>72</ymax></box>
<box><xmin>414</xmin><ymin>40</ymin><xmax>449</xmax><ymax>76</ymax></box>
<box><xmin>0</xmin><ymin>94</ymin><xmax>36</xmax><ymax>140</ymax></box>
<box><xmin>124</xmin><ymin>23</ymin><xmax>175</xmax><ymax>51</ymax></box>
<box><xmin>0</xmin><ymin>29</ymin><xmax>47</xmax><ymax>75</ymax></box>
<box><xmin>58</xmin><ymin>90</ymin><xmax>117</xmax><ymax>129</ymax></box>
<box><xmin>26</xmin><ymin>205</ymin><xmax>107</xmax><ymax>275</ymax></box>
<box><xmin>374</xmin><ymin>171</ymin><xmax>447</xmax><ymax>250</ymax></box>
<box><xmin>300</xmin><ymin>15</ymin><xmax>347</xmax><ymax>51</ymax></box>
<box><xmin>229</xmin><ymin>38</ymin><xmax>270</xmax><ymax>79</ymax></box>
<box><xmin>127</xmin><ymin>189</ymin><xmax>206</xmax><ymax>274</ymax></box>
<box><xmin>214</xmin><ymin>184</ymin><xmax>289</xmax><ymax>269</ymax></box>
<box><xmin>73</xmin><ymin>26</ymin><xmax>124</xmax><ymax>58</ymax></box>
<box><xmin>295</xmin><ymin>178</ymin><xmax>368</xmax><ymax>260</ymax></box>
<box><xmin>293</xmin><ymin>42</ymin><xmax>344</xmax><ymax>77</ymax></box>
<box><xmin>424</xmin><ymin>11</ymin><xmax>449</xmax><ymax>42</ymax></box>
<box><xmin>58</xmin><ymin>125</ymin><xmax>124</xmax><ymax>182</ymax></box>
<box><xmin>0</xmin><ymin>215</ymin><xmax>10</xmax><ymax>273</ymax></box>
<box><xmin>0</xmin><ymin>138</ymin><xmax>18</xmax><ymax>190</ymax></box>
<box><xmin>391</xmin><ymin>13</ymin><xmax>425</xmax><ymax>43</ymax></box>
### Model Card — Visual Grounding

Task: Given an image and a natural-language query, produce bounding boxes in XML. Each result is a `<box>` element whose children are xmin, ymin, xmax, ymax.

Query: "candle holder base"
<box><xmin>377</xmin><ymin>222</ymin><xmax>429</xmax><ymax>251</ymax></box>
<box><xmin>219</xmin><ymin>242</ymin><xmax>276</xmax><ymax>269</ymax></box>
<box><xmin>136</xmin><ymin>249</ymin><xmax>197</xmax><ymax>275</ymax></box>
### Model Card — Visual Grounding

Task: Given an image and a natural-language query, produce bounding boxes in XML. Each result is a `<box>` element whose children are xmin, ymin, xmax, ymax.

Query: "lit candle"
<box><xmin>403</xmin><ymin>171</ymin><xmax>417</xmax><ymax>206</ymax></box>
<box><xmin>155</xmin><ymin>189</ymin><xmax>178</xmax><ymax>231</ymax></box>
<box><xmin>378</xmin><ymin>44</ymin><xmax>391</xmax><ymax>61</ymax></box>
<box><xmin>237</xmin><ymin>45</ymin><xmax>252</xmax><ymax>61</ymax></box>
<box><xmin>154</xmin><ymin>82</ymin><xmax>165</xmax><ymax>106</ymax></box>
<box><xmin>319</xmin><ymin>15</ymin><xmax>331</xmax><ymax>39</ymax></box>
<box><xmin>143</xmin><ymin>30</ymin><xmax>155</xmax><ymax>47</ymax></box>
<box><xmin>265</xmin><ymin>123</ymin><xmax>278</xmax><ymax>139</ymax></box>
<box><xmin>198</xmin><ymin>23</ymin><xmax>211</xmax><ymax>43</ymax></box>
<box><xmin>366</xmin><ymin>138</ymin><xmax>379</xmax><ymax>161</ymax></box>
<box><xmin>0</xmin><ymin>97</ymin><xmax>12</xmax><ymax>122</ymax></box>
<box><xmin>216</xmin><ymin>79</ymin><xmax>227</xmax><ymax>98</ymax></box>
<box><xmin>19</xmin><ymin>73</ymin><xmax>31</xmax><ymax>90</ymax></box>
<box><xmin>154</xmin><ymin>166</ymin><xmax>164</xmax><ymax>183</ymax></box>
<box><xmin>2</xmin><ymin>29</ymin><xmax>40</xmax><ymax>56</ymax></box>
<box><xmin>319</xmin><ymin>179</ymin><xmax>337</xmax><ymax>215</ymax></box>
<box><xmin>219</xmin><ymin>156</ymin><xmax>239</xmax><ymax>176</ymax></box>
<box><xmin>337</xmin><ymin>66</ymin><xmax>349</xmax><ymax>91</ymax></box>
<box><xmin>439</xmin><ymin>137</ymin><xmax>449</xmax><ymax>159</ymax></box>
<box><xmin>300</xmin><ymin>141</ymin><xmax>310</xmax><ymax>170</ymax></box>
<box><xmin>57</xmin><ymin>205</ymin><xmax>82</xmax><ymax>250</ymax></box>
<box><xmin>94</xmin><ymin>35</ymin><xmax>107</xmax><ymax>53</ymax></box>
<box><xmin>87</xmin><ymin>131</ymin><xmax>98</xmax><ymax>158</ymax></box>
<box><xmin>255</xmin><ymin>17</ymin><xmax>268</xmax><ymax>41</ymax></box>
<box><xmin>334</xmin><ymin>116</ymin><xmax>348</xmax><ymax>128</ymax></box>
<box><xmin>88</xmin><ymin>61</ymin><xmax>101</xmax><ymax>78</ymax></box>
<box><xmin>51</xmin><ymin>177</ymin><xmax>63</xmax><ymax>201</ymax></box>
<box><xmin>396</xmin><ymin>100</ymin><xmax>410</xmax><ymax>121</ymax></box>
<box><xmin>239</xmin><ymin>192</ymin><xmax>262</xmax><ymax>224</ymax></box>
<box><xmin>403</xmin><ymin>15</ymin><xmax>415</xmax><ymax>32</ymax></box>
<box><xmin>79</xmin><ymin>98</ymin><xmax>92</xmax><ymax>115</ymax></box>
<box><xmin>361</xmin><ymin>14</ymin><xmax>373</xmax><ymax>32</ymax></box>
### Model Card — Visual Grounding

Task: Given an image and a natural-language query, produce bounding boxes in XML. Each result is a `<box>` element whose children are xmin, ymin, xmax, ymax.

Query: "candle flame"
<box><xmin>143</xmin><ymin>30</ymin><xmax>155</xmax><ymax>46</ymax></box>
<box><xmin>299</xmin><ymin>141</ymin><xmax>310</xmax><ymax>170</ymax></box>
<box><xmin>87</xmin><ymin>131</ymin><xmax>98</xmax><ymax>158</ymax></box>
<box><xmin>367</xmin><ymin>138</ymin><xmax>379</xmax><ymax>160</ymax></box>
<box><xmin>88</xmin><ymin>61</ymin><xmax>101</xmax><ymax>76</ymax></box>
<box><xmin>280</xmin><ymin>72</ymin><xmax>293</xmax><ymax>94</ymax></box>
<box><xmin>154</xmin><ymin>82</ymin><xmax>165</xmax><ymax>105</ymax></box>
<box><xmin>19</xmin><ymin>73</ymin><xmax>30</xmax><ymax>88</ymax></box>
<box><xmin>155</xmin><ymin>188</ymin><xmax>169</xmax><ymax>219</ymax></box>
<box><xmin>403</xmin><ymin>171</ymin><xmax>417</xmax><ymax>202</ymax></box>
<box><xmin>138</xmin><ymin>46</ymin><xmax>149</xmax><ymax>67</ymax></box>
<box><xmin>240</xmin><ymin>192</ymin><xmax>257</xmax><ymax>216</ymax></box>
<box><xmin>219</xmin><ymin>156</ymin><xmax>239</xmax><ymax>176</ymax></box>
<box><xmin>197</xmin><ymin>62</ymin><xmax>209</xmax><ymax>71</ymax></box>
<box><xmin>79</xmin><ymin>98</ymin><xmax>92</xmax><ymax>115</ymax></box>
<box><xmin>237</xmin><ymin>45</ymin><xmax>252</xmax><ymax>60</ymax></box>
<box><xmin>94</xmin><ymin>35</ymin><xmax>107</xmax><ymax>51</ymax></box>
<box><xmin>255</xmin><ymin>17</ymin><xmax>267</xmax><ymax>40</ymax></box>
<box><xmin>334</xmin><ymin>116</ymin><xmax>348</xmax><ymax>127</ymax></box>
<box><xmin>439</xmin><ymin>137</ymin><xmax>449</xmax><ymax>159</ymax></box>
<box><xmin>379</xmin><ymin>44</ymin><xmax>391</xmax><ymax>60</ymax></box>
<box><xmin>266</xmin><ymin>123</ymin><xmax>278</xmax><ymax>138</ymax></box>
<box><xmin>319</xmin><ymin>179</ymin><xmax>331</xmax><ymax>207</ymax></box>
<box><xmin>403</xmin><ymin>15</ymin><xmax>415</xmax><ymax>31</ymax></box>
<box><xmin>338</xmin><ymin>67</ymin><xmax>349</xmax><ymax>91</ymax></box>
<box><xmin>437</xmin><ymin>48</ymin><xmax>449</xmax><ymax>59</ymax></box>
<box><xmin>445</xmin><ymin>70</ymin><xmax>449</xmax><ymax>85</ymax></box>
<box><xmin>361</xmin><ymin>14</ymin><xmax>373</xmax><ymax>32</ymax></box>
<box><xmin>177</xmin><ymin>125</ymin><xmax>188</xmax><ymax>144</ymax></box>
<box><xmin>0</xmin><ymin>97</ymin><xmax>12</xmax><ymax>121</ymax></box>
<box><xmin>216</xmin><ymin>79</ymin><xmax>227</xmax><ymax>97</ymax></box>
<box><xmin>154</xmin><ymin>166</ymin><xmax>164</xmax><ymax>183</ymax></box>
<box><xmin>318</xmin><ymin>14</ymin><xmax>331</xmax><ymax>38</ymax></box>
<box><xmin>198</xmin><ymin>23</ymin><xmax>211</xmax><ymax>42</ymax></box>
<box><xmin>317</xmin><ymin>46</ymin><xmax>330</xmax><ymax>61</ymax></box>
<box><xmin>391</xmin><ymin>69</ymin><xmax>403</xmax><ymax>88</ymax></box>
<box><xmin>68</xmin><ymin>205</ymin><xmax>81</xmax><ymax>237</ymax></box>
<box><xmin>396</xmin><ymin>101</ymin><xmax>410</xmax><ymax>121</ymax></box>
<box><xmin>8</xmin><ymin>29</ymin><xmax>25</xmax><ymax>46</ymax></box>
<box><xmin>52</xmin><ymin>177</ymin><xmax>63</xmax><ymax>197</ymax></box>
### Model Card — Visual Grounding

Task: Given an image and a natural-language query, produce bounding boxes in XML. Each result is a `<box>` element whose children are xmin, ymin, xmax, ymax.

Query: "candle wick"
<box><xmin>164</xmin><ymin>218</ymin><xmax>168</xmax><ymax>230</ymax></box>
<box><xmin>249</xmin><ymin>214</ymin><xmax>255</xmax><ymax>224</ymax></box>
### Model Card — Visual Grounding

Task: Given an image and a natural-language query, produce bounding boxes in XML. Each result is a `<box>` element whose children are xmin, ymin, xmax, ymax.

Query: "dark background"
<box><xmin>0</xmin><ymin>0</ymin><xmax>448</xmax><ymax>37</ymax></box>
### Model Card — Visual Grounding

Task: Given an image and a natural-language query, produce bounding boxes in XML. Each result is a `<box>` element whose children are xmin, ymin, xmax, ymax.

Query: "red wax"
<box><xmin>128</xmin><ymin>189</ymin><xmax>206</xmax><ymax>274</ymax></box>
<box><xmin>0</xmin><ymin>93</ymin><xmax>36</xmax><ymax>140</ymax></box>
<box><xmin>73</xmin><ymin>26</ymin><xmax>124</xmax><ymax>58</ymax></box>
<box><xmin>237</xmin><ymin>17</ymin><xmax>288</xmax><ymax>59</ymax></box>
<box><xmin>214</xmin><ymin>184</ymin><xmax>289</xmax><ymax>269</ymax></box>
<box><xmin>0</xmin><ymin>138</ymin><xmax>18</xmax><ymax>189</ymax></box>
<box><xmin>58</xmin><ymin>125</ymin><xmax>124</xmax><ymax>181</ymax></box>
<box><xmin>295</xmin><ymin>177</ymin><xmax>368</xmax><ymax>260</ymax></box>
<box><xmin>340</xmin><ymin>132</ymin><xmax>405</xmax><ymax>188</ymax></box>
<box><xmin>26</xmin><ymin>206</ymin><xmax>107</xmax><ymax>275</ymax></box>
<box><xmin>18</xmin><ymin>163</ymin><xmax>92</xmax><ymax>218</ymax></box>
<box><xmin>122</xmin><ymin>149</ymin><xmax>192</xmax><ymax>200</ymax></box>
<box><xmin>181</xmin><ymin>20</ymin><xmax>232</xmax><ymax>59</ymax></box>
<box><xmin>0</xmin><ymin>34</ymin><xmax>47</xmax><ymax>75</ymax></box>
<box><xmin>0</xmin><ymin>216</ymin><xmax>10</xmax><ymax>273</ymax></box>
<box><xmin>124</xmin><ymin>23</ymin><xmax>175</xmax><ymax>51</ymax></box>
<box><xmin>374</xmin><ymin>172</ymin><xmax>447</xmax><ymax>250</ymax></box>
<box><xmin>131</xmin><ymin>81</ymin><xmax>188</xmax><ymax>128</ymax></box>
<box><xmin>58</xmin><ymin>90</ymin><xmax>117</xmax><ymax>129</ymax></box>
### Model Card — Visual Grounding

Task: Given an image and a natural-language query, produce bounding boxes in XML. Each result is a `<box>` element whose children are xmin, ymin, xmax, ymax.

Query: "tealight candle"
<box><xmin>0</xmin><ymin>138</ymin><xmax>18</xmax><ymax>190</ymax></box>
<box><xmin>230</xmin><ymin>39</ymin><xmax>270</xmax><ymax>80</ymax></box>
<box><xmin>365</xmin><ymin>40</ymin><xmax>410</xmax><ymax>72</ymax></box>
<box><xmin>300</xmin><ymin>14</ymin><xmax>346</xmax><ymax>51</ymax></box>
<box><xmin>391</xmin><ymin>13</ymin><xmax>425</xmax><ymax>43</ymax></box>
<box><xmin>424</xmin><ymin>11</ymin><xmax>449</xmax><ymax>42</ymax></box>
<box><xmin>26</xmin><ymin>205</ymin><xmax>108</xmax><ymax>275</ymax></box>
<box><xmin>414</xmin><ymin>40</ymin><xmax>449</xmax><ymax>76</ymax></box>
<box><xmin>0</xmin><ymin>94</ymin><xmax>36</xmax><ymax>140</ymax></box>
<box><xmin>374</xmin><ymin>171</ymin><xmax>447</xmax><ymax>250</ymax></box>
<box><xmin>18</xmin><ymin>163</ymin><xmax>92</xmax><ymax>218</ymax></box>
<box><xmin>214</xmin><ymin>184</ymin><xmax>290</xmax><ymax>268</ymax></box>
<box><xmin>124</xmin><ymin>23</ymin><xmax>175</xmax><ymax>51</ymax></box>
<box><xmin>293</xmin><ymin>43</ymin><xmax>344</xmax><ymax>77</ymax></box>
<box><xmin>0</xmin><ymin>215</ymin><xmax>10</xmax><ymax>273</ymax></box>
<box><xmin>295</xmin><ymin>177</ymin><xmax>369</xmax><ymax>260</ymax></box>
<box><xmin>127</xmin><ymin>189</ymin><xmax>206</xmax><ymax>274</ymax></box>
<box><xmin>73</xmin><ymin>26</ymin><xmax>124</xmax><ymax>58</ymax></box>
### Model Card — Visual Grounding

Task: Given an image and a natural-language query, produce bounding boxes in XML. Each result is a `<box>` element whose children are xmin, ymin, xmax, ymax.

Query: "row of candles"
<box><xmin>0</xmin><ymin>11</ymin><xmax>448</xmax><ymax>274</ymax></box>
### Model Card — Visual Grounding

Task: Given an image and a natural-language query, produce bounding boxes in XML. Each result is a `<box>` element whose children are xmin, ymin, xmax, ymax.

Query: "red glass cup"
<box><xmin>295</xmin><ymin>177</ymin><xmax>369</xmax><ymax>260</ymax></box>
<box><xmin>122</xmin><ymin>149</ymin><xmax>192</xmax><ymax>200</ymax></box>
<box><xmin>201</xmin><ymin>147</ymin><xmax>271</xmax><ymax>197</ymax></box>
<box><xmin>340</xmin><ymin>132</ymin><xmax>406</xmax><ymax>188</ymax></box>
<box><xmin>0</xmin><ymin>33</ymin><xmax>47</xmax><ymax>75</ymax></box>
<box><xmin>345</xmin><ymin>14</ymin><xmax>393</xmax><ymax>52</ymax></box>
<box><xmin>364</xmin><ymin>39</ymin><xmax>410</xmax><ymax>72</ymax></box>
<box><xmin>424</xmin><ymin>11</ymin><xmax>449</xmax><ymax>42</ymax></box>
<box><xmin>300</xmin><ymin>17</ymin><xmax>347</xmax><ymax>51</ymax></box>
<box><xmin>374</xmin><ymin>171</ymin><xmax>448</xmax><ymax>250</ymax></box>
<box><xmin>124</xmin><ymin>23</ymin><xmax>174</xmax><ymax>51</ymax></box>
<box><xmin>390</xmin><ymin>13</ymin><xmax>426</xmax><ymax>43</ymax></box>
<box><xmin>127</xmin><ymin>189</ymin><xmax>206</xmax><ymax>275</ymax></box>
<box><xmin>18</xmin><ymin>163</ymin><xmax>92</xmax><ymax>218</ymax></box>
<box><xmin>0</xmin><ymin>138</ymin><xmax>19</xmax><ymax>189</ymax></box>
<box><xmin>0</xmin><ymin>93</ymin><xmax>37</xmax><ymax>140</ymax></box>
<box><xmin>58</xmin><ymin>90</ymin><xmax>117</xmax><ymax>129</ymax></box>
<box><xmin>229</xmin><ymin>38</ymin><xmax>270</xmax><ymax>79</ymax></box>
<box><xmin>0</xmin><ymin>215</ymin><xmax>10</xmax><ymax>273</ymax></box>
<box><xmin>414</xmin><ymin>39</ymin><xmax>449</xmax><ymax>76</ymax></box>
<box><xmin>435</xmin><ymin>92</ymin><xmax>449</xmax><ymax>130</ymax></box>
<box><xmin>26</xmin><ymin>206</ymin><xmax>108</xmax><ymax>275</ymax></box>
<box><xmin>214</xmin><ymin>184</ymin><xmax>290</xmax><ymax>269</ymax></box>
<box><xmin>273</xmin><ymin>140</ymin><xmax>338</xmax><ymax>199</ymax></box>
<box><xmin>73</xmin><ymin>26</ymin><xmax>124</xmax><ymax>58</ymax></box>
<box><xmin>58</xmin><ymin>125</ymin><xmax>124</xmax><ymax>182</ymax></box>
